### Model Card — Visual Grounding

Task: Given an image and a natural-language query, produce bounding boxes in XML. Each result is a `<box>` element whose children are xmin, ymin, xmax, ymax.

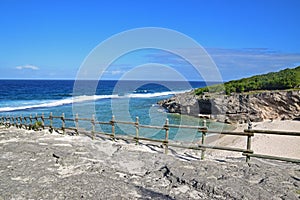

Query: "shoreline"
<box><xmin>1</xmin><ymin>116</ymin><xmax>299</xmax><ymax>161</ymax></box>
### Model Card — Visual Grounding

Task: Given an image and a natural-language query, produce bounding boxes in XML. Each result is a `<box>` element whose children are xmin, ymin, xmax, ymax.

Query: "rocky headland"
<box><xmin>158</xmin><ymin>90</ymin><xmax>300</xmax><ymax>124</ymax></box>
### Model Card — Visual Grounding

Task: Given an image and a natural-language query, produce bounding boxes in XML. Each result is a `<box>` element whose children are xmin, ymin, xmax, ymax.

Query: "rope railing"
<box><xmin>0</xmin><ymin>113</ymin><xmax>299</xmax><ymax>163</ymax></box>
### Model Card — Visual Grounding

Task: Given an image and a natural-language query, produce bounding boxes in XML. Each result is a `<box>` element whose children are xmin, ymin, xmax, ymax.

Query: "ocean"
<box><xmin>0</xmin><ymin>80</ymin><xmax>231</xmax><ymax>142</ymax></box>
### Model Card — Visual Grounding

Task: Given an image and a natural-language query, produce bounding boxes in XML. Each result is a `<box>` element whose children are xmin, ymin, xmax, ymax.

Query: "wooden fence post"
<box><xmin>61</xmin><ymin>113</ymin><xmax>66</xmax><ymax>134</ymax></box>
<box><xmin>201</xmin><ymin>120</ymin><xmax>207</xmax><ymax>160</ymax></box>
<box><xmin>14</xmin><ymin>116</ymin><xmax>17</xmax><ymax>127</ymax></box>
<box><xmin>12</xmin><ymin>116</ymin><xmax>17</xmax><ymax>127</ymax></box>
<box><xmin>34</xmin><ymin>113</ymin><xmax>38</xmax><ymax>130</ymax></box>
<box><xmin>26</xmin><ymin>116</ymin><xmax>29</xmax><ymax>130</ymax></box>
<box><xmin>111</xmin><ymin>115</ymin><xmax>115</xmax><ymax>141</ymax></box>
<box><xmin>41</xmin><ymin>113</ymin><xmax>45</xmax><ymax>129</ymax></box>
<box><xmin>75</xmin><ymin>113</ymin><xmax>79</xmax><ymax>135</ymax></box>
<box><xmin>11</xmin><ymin>116</ymin><xmax>14</xmax><ymax>127</ymax></box>
<box><xmin>29</xmin><ymin>114</ymin><xmax>33</xmax><ymax>130</ymax></box>
<box><xmin>14</xmin><ymin>116</ymin><xmax>17</xmax><ymax>128</ymax></box>
<box><xmin>18</xmin><ymin>116</ymin><xmax>21</xmax><ymax>128</ymax></box>
<box><xmin>11</xmin><ymin>116</ymin><xmax>15</xmax><ymax>127</ymax></box>
<box><xmin>3</xmin><ymin>116</ymin><xmax>6</xmax><ymax>126</ymax></box>
<box><xmin>164</xmin><ymin>118</ymin><xmax>169</xmax><ymax>154</ymax></box>
<box><xmin>49</xmin><ymin>112</ymin><xmax>53</xmax><ymax>133</ymax></box>
<box><xmin>18</xmin><ymin>116</ymin><xmax>22</xmax><ymax>128</ymax></box>
<box><xmin>246</xmin><ymin>120</ymin><xmax>253</xmax><ymax>162</ymax></box>
<box><xmin>23</xmin><ymin>116</ymin><xmax>28</xmax><ymax>129</ymax></box>
<box><xmin>135</xmin><ymin>116</ymin><xmax>139</xmax><ymax>145</ymax></box>
<box><xmin>18</xmin><ymin>115</ymin><xmax>22</xmax><ymax>129</ymax></box>
<box><xmin>8</xmin><ymin>116</ymin><xmax>12</xmax><ymax>127</ymax></box>
<box><xmin>21</xmin><ymin>115</ymin><xmax>24</xmax><ymax>128</ymax></box>
<box><xmin>91</xmin><ymin>114</ymin><xmax>95</xmax><ymax>140</ymax></box>
<box><xmin>5</xmin><ymin>116</ymin><xmax>7</xmax><ymax>127</ymax></box>
<box><xmin>16</xmin><ymin>117</ymin><xmax>20</xmax><ymax>128</ymax></box>
<box><xmin>9</xmin><ymin>116</ymin><xmax>12</xmax><ymax>127</ymax></box>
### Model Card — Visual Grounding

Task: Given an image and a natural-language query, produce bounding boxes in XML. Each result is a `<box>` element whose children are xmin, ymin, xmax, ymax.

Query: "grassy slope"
<box><xmin>195</xmin><ymin>66</ymin><xmax>300</xmax><ymax>95</ymax></box>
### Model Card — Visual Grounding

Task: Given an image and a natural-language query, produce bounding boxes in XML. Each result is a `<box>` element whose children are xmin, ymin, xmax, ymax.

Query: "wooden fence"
<box><xmin>0</xmin><ymin>113</ymin><xmax>300</xmax><ymax>163</ymax></box>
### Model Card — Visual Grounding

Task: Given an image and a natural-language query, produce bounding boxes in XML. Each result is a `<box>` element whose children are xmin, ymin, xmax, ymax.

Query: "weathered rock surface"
<box><xmin>0</xmin><ymin>127</ymin><xmax>299</xmax><ymax>199</ymax></box>
<box><xmin>158</xmin><ymin>90</ymin><xmax>300</xmax><ymax>124</ymax></box>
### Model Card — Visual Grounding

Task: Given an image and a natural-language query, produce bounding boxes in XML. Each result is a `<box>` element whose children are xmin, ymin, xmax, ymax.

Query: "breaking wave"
<box><xmin>0</xmin><ymin>90</ymin><xmax>188</xmax><ymax>112</ymax></box>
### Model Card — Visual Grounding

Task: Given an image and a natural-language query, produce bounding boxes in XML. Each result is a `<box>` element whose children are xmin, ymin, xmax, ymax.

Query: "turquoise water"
<box><xmin>0</xmin><ymin>80</ymin><xmax>232</xmax><ymax>142</ymax></box>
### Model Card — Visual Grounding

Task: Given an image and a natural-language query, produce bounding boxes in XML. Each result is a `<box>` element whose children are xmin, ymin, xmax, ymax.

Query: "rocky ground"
<box><xmin>0</xmin><ymin>126</ymin><xmax>299</xmax><ymax>199</ymax></box>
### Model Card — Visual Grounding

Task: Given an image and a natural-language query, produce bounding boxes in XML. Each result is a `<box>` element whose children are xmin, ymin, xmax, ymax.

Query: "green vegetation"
<box><xmin>32</xmin><ymin>121</ymin><xmax>43</xmax><ymax>131</ymax></box>
<box><xmin>195</xmin><ymin>66</ymin><xmax>300</xmax><ymax>95</ymax></box>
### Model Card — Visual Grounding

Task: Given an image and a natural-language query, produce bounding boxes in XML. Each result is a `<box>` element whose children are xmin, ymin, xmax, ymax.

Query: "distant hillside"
<box><xmin>195</xmin><ymin>66</ymin><xmax>300</xmax><ymax>95</ymax></box>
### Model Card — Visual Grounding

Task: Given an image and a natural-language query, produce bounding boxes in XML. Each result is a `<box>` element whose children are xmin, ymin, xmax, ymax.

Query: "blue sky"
<box><xmin>0</xmin><ymin>0</ymin><xmax>300</xmax><ymax>81</ymax></box>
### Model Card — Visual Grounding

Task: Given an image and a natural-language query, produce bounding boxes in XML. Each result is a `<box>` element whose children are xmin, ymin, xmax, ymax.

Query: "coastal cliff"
<box><xmin>158</xmin><ymin>90</ymin><xmax>300</xmax><ymax>124</ymax></box>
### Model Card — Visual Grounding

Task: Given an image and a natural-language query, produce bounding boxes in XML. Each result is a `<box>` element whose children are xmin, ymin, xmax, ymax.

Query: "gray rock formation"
<box><xmin>158</xmin><ymin>90</ymin><xmax>300</xmax><ymax>124</ymax></box>
<box><xmin>0</xmin><ymin>127</ymin><xmax>299</xmax><ymax>199</ymax></box>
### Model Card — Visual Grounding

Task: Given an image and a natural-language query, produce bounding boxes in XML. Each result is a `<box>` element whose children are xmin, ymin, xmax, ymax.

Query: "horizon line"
<box><xmin>0</xmin><ymin>78</ymin><xmax>219</xmax><ymax>82</ymax></box>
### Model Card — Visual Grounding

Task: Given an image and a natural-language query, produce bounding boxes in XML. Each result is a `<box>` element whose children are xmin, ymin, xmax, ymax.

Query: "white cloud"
<box><xmin>111</xmin><ymin>70</ymin><xmax>124</xmax><ymax>75</ymax></box>
<box><xmin>145</xmin><ymin>48</ymin><xmax>300</xmax><ymax>81</ymax></box>
<box><xmin>205</xmin><ymin>48</ymin><xmax>300</xmax><ymax>80</ymax></box>
<box><xmin>16</xmin><ymin>65</ymin><xmax>40</xmax><ymax>70</ymax></box>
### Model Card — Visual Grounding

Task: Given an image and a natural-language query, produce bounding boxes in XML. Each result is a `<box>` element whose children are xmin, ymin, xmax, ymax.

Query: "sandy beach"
<box><xmin>207</xmin><ymin>120</ymin><xmax>300</xmax><ymax>160</ymax></box>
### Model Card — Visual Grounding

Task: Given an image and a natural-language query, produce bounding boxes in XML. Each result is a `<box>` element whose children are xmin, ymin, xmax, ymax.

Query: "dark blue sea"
<box><xmin>0</xmin><ymin>80</ymin><xmax>231</xmax><ymax>142</ymax></box>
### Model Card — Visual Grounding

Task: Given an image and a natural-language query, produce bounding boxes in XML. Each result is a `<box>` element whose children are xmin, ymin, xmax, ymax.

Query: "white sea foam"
<box><xmin>0</xmin><ymin>90</ymin><xmax>189</xmax><ymax>112</ymax></box>
<box><xmin>126</xmin><ymin>90</ymin><xmax>186</xmax><ymax>98</ymax></box>
<box><xmin>0</xmin><ymin>95</ymin><xmax>117</xmax><ymax>112</ymax></box>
